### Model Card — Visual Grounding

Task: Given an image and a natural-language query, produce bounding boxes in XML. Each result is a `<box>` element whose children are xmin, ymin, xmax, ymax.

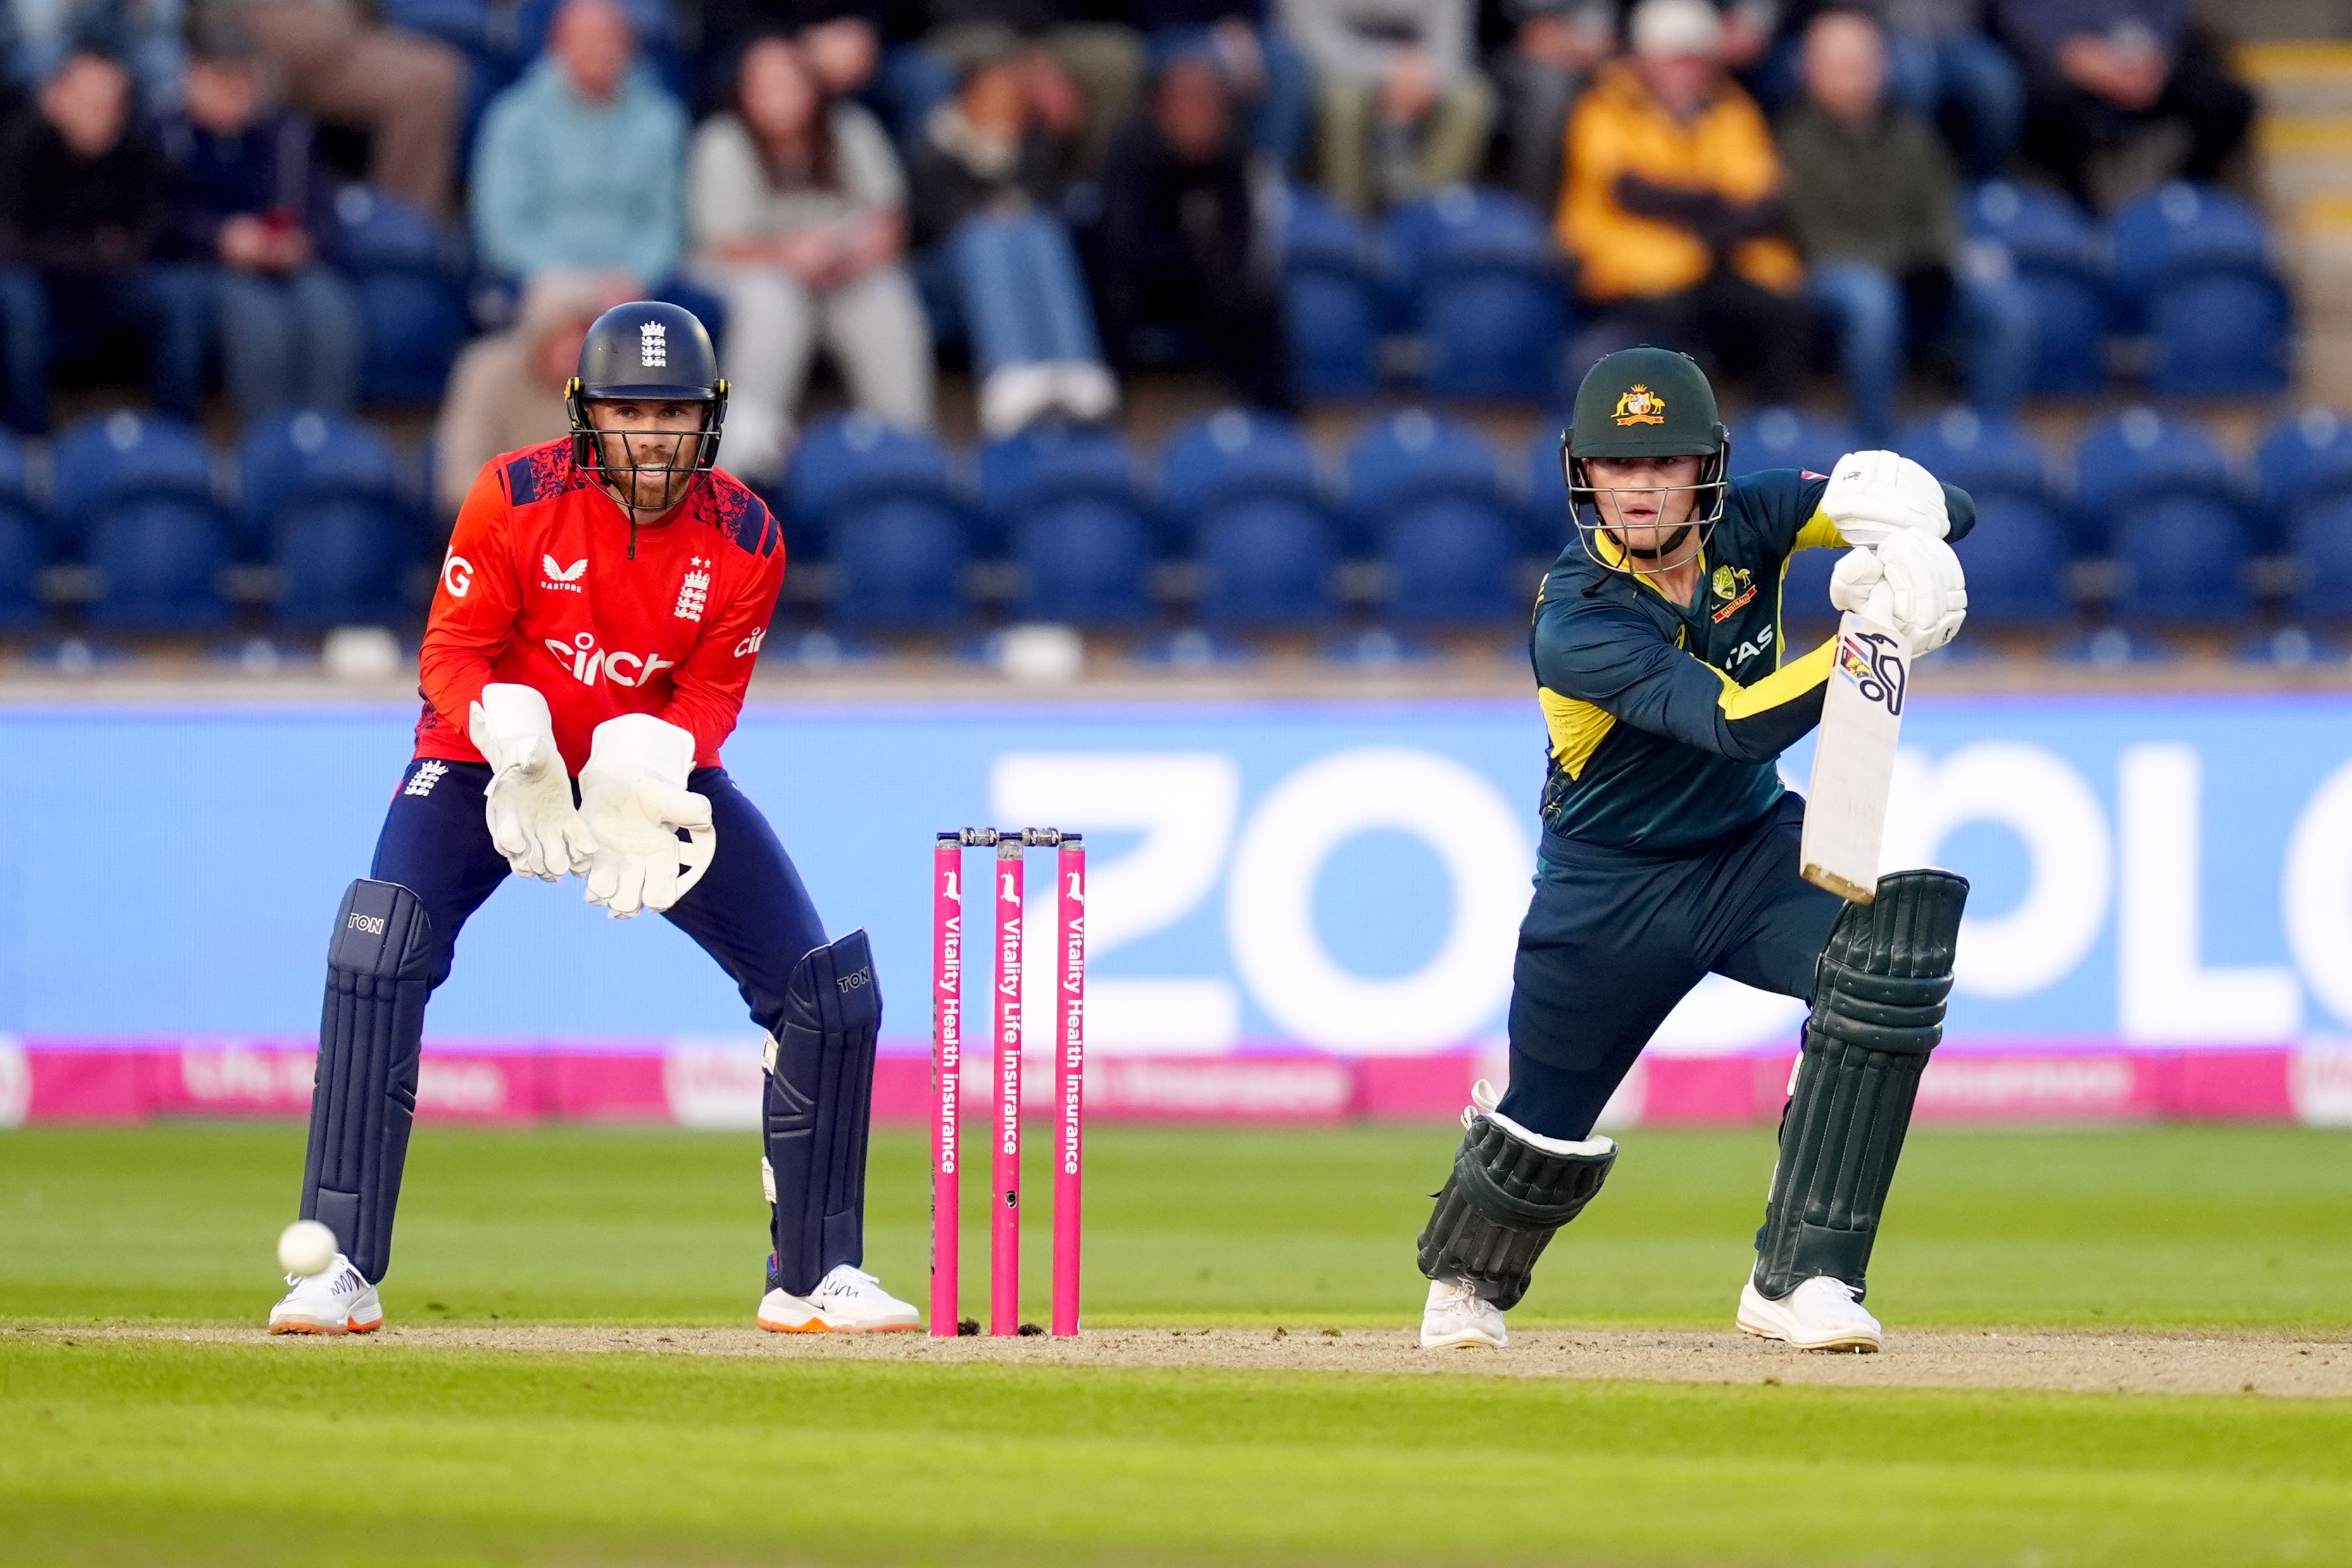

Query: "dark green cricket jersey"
<box><xmin>1531</xmin><ymin>468</ymin><xmax>1975</xmax><ymax>855</ymax></box>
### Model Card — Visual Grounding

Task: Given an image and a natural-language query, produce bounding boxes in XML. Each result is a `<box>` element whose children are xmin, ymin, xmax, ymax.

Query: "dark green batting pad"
<box><xmin>1417</xmin><ymin>1115</ymin><xmax>1616</xmax><ymax>1309</ymax></box>
<box><xmin>1753</xmin><ymin>869</ymin><xmax>1969</xmax><ymax>1302</ymax></box>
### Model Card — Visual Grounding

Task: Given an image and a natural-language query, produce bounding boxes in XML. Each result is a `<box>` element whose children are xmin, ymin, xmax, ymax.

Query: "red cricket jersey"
<box><xmin>414</xmin><ymin>440</ymin><xmax>785</xmax><ymax>774</ymax></box>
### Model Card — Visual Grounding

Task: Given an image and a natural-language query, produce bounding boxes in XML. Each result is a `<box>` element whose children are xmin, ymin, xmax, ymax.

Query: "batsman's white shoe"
<box><xmin>1419</xmin><ymin>1277</ymin><xmax>1507</xmax><ymax>1350</ymax></box>
<box><xmin>758</xmin><ymin>1264</ymin><xmax>920</xmax><ymax>1334</ymax></box>
<box><xmin>1737</xmin><ymin>1273</ymin><xmax>1882</xmax><ymax>1352</ymax></box>
<box><xmin>267</xmin><ymin>1255</ymin><xmax>382</xmax><ymax>1336</ymax></box>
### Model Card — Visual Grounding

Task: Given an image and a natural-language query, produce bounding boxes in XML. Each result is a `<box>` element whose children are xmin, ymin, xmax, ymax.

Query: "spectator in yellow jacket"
<box><xmin>1558</xmin><ymin>0</ymin><xmax>1812</xmax><ymax>401</ymax></box>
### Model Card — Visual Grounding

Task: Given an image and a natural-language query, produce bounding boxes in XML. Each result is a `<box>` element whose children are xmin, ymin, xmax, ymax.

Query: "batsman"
<box><xmin>270</xmin><ymin>301</ymin><xmax>916</xmax><ymax>1336</ymax></box>
<box><xmin>1416</xmin><ymin>346</ymin><xmax>1973</xmax><ymax>1352</ymax></box>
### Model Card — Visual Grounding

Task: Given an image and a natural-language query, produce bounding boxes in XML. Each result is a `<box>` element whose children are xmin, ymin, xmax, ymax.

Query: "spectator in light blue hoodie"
<box><xmin>470</xmin><ymin>0</ymin><xmax>689</xmax><ymax>294</ymax></box>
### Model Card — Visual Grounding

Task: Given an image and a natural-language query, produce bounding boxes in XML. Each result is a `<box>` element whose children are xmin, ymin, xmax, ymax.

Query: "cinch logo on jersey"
<box><xmin>640</xmin><ymin>321</ymin><xmax>666</xmax><ymax>368</ymax></box>
<box><xmin>543</xmin><ymin>629</ymin><xmax>677</xmax><ymax>687</ymax></box>
<box><xmin>541</xmin><ymin>555</ymin><xmax>588</xmax><ymax>593</ymax></box>
<box><xmin>674</xmin><ymin>557</ymin><xmax>710</xmax><ymax>622</ymax></box>
<box><xmin>733</xmin><ymin>626</ymin><xmax>765</xmax><ymax>658</ymax></box>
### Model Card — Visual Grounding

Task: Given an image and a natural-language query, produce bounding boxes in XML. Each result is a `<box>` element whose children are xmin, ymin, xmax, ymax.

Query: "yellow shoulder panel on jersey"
<box><xmin>1790</xmin><ymin>508</ymin><xmax>1847</xmax><ymax>553</ymax></box>
<box><xmin>1713</xmin><ymin>637</ymin><xmax>1835</xmax><ymax>719</ymax></box>
<box><xmin>1539</xmin><ymin>687</ymin><xmax>1619</xmax><ymax>780</ymax></box>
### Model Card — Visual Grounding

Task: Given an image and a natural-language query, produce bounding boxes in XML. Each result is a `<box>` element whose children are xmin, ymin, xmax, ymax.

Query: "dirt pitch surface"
<box><xmin>38</xmin><ymin>1323</ymin><xmax>2352</xmax><ymax>1398</ymax></box>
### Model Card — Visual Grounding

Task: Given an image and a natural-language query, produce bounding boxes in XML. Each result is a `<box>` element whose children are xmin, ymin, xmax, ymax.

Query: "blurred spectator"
<box><xmin>472</xmin><ymin>0</ymin><xmax>688</xmax><ymax>291</ymax></box>
<box><xmin>1992</xmin><ymin>0</ymin><xmax>2251</xmax><ymax>206</ymax></box>
<box><xmin>0</xmin><ymin>48</ymin><xmax>205</xmax><ymax>430</ymax></box>
<box><xmin>1280</xmin><ymin>0</ymin><xmax>1494</xmax><ymax>213</ymax></box>
<box><xmin>202</xmin><ymin>0</ymin><xmax>464</xmax><ymax>216</ymax></box>
<box><xmin>907</xmin><ymin>50</ymin><xmax>1114</xmax><ymax>433</ymax></box>
<box><xmin>1778</xmin><ymin>0</ymin><xmax>2022</xmax><ymax>179</ymax></box>
<box><xmin>911</xmin><ymin>2</ymin><xmax>1145</xmax><ymax>174</ymax></box>
<box><xmin>1133</xmin><ymin>0</ymin><xmax>1312</xmax><ymax>170</ymax></box>
<box><xmin>696</xmin><ymin>1</ymin><xmax>905</xmax><ymax>117</ymax></box>
<box><xmin>1487</xmin><ymin>0</ymin><xmax>1616</xmax><ymax>211</ymax></box>
<box><xmin>9</xmin><ymin>0</ymin><xmax>186</xmax><ymax>113</ymax></box>
<box><xmin>1098</xmin><ymin>52</ymin><xmax>1290</xmax><ymax>410</ymax></box>
<box><xmin>434</xmin><ymin>272</ymin><xmax>629</xmax><ymax>518</ymax></box>
<box><xmin>689</xmin><ymin>35</ymin><xmax>931</xmax><ymax>481</ymax></box>
<box><xmin>1780</xmin><ymin>9</ymin><xmax>2032</xmax><ymax>435</ymax></box>
<box><xmin>155</xmin><ymin>18</ymin><xmax>360</xmax><ymax>417</ymax></box>
<box><xmin>1559</xmin><ymin>0</ymin><xmax>1808</xmax><ymax>401</ymax></box>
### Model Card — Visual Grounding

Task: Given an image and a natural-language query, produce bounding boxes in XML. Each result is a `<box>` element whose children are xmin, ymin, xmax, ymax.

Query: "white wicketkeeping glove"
<box><xmin>1829</xmin><ymin>533</ymin><xmax>1968</xmax><ymax>654</ymax></box>
<box><xmin>1820</xmin><ymin>449</ymin><xmax>1949</xmax><ymax>546</ymax></box>
<box><xmin>468</xmin><ymin>683</ymin><xmax>585</xmax><ymax>882</ymax></box>
<box><xmin>571</xmin><ymin>714</ymin><xmax>716</xmax><ymax>919</ymax></box>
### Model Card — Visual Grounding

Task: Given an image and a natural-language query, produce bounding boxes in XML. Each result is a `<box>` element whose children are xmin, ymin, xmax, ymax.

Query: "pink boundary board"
<box><xmin>4</xmin><ymin>1039</ymin><xmax>2336</xmax><ymax>1126</ymax></box>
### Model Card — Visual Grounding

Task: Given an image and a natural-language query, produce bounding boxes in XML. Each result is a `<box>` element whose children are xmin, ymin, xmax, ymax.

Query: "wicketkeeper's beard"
<box><xmin>598</xmin><ymin>432</ymin><xmax>695</xmax><ymax>513</ymax></box>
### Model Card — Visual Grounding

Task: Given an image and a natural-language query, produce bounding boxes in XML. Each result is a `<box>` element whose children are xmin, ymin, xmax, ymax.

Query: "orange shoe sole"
<box><xmin>270</xmin><ymin>1315</ymin><xmax>382</xmax><ymax>1336</ymax></box>
<box><xmin>757</xmin><ymin>1317</ymin><xmax>919</xmax><ymax>1334</ymax></box>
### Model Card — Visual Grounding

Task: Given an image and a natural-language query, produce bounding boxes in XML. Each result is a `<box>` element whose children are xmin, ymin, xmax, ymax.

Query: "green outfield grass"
<box><xmin>3</xmin><ymin>1123</ymin><xmax>2351</xmax><ymax>1565</ymax></box>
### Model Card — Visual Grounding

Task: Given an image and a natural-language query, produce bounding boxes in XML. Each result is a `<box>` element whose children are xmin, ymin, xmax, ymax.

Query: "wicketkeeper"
<box><xmin>1416</xmin><ymin>346</ymin><xmax>1973</xmax><ymax>1352</ymax></box>
<box><xmin>270</xmin><ymin>302</ymin><xmax>916</xmax><ymax>1335</ymax></box>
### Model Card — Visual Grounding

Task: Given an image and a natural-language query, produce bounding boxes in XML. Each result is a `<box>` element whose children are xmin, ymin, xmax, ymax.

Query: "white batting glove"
<box><xmin>1829</xmin><ymin>534</ymin><xmax>1967</xmax><ymax>654</ymax></box>
<box><xmin>468</xmin><ymin>683</ymin><xmax>585</xmax><ymax>882</ymax></box>
<box><xmin>571</xmin><ymin>714</ymin><xmax>716</xmax><ymax>919</ymax></box>
<box><xmin>1820</xmin><ymin>449</ymin><xmax>1949</xmax><ymax>546</ymax></box>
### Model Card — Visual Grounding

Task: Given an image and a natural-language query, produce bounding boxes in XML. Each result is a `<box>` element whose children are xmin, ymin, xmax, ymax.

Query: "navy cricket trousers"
<box><xmin>1500</xmin><ymin>793</ymin><xmax>1844</xmax><ymax>1141</ymax></box>
<box><xmin>372</xmin><ymin>757</ymin><xmax>828</xmax><ymax>1038</ymax></box>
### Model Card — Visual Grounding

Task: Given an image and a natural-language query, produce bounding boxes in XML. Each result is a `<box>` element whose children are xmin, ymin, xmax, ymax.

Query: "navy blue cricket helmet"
<box><xmin>565</xmin><ymin>300</ymin><xmax>729</xmax><ymax>482</ymax></box>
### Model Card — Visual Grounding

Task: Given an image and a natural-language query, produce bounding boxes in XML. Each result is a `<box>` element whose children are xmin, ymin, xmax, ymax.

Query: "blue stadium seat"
<box><xmin>327</xmin><ymin>185</ymin><xmax>470</xmax><ymax>406</ymax></box>
<box><xmin>0</xmin><ymin>505</ymin><xmax>41</xmax><ymax>628</ymax></box>
<box><xmin>1012</xmin><ymin>501</ymin><xmax>1155</xmax><ymax>627</ymax></box>
<box><xmin>1521</xmin><ymin>425</ymin><xmax>1575</xmax><ymax>559</ymax></box>
<box><xmin>1159</xmin><ymin>408</ymin><xmax>1322</xmax><ymax>526</ymax></box>
<box><xmin>1281</xmin><ymin>185</ymin><xmax>1387</xmax><ymax>399</ymax></box>
<box><xmin>276</xmin><ymin>501</ymin><xmax>412</xmax><ymax>628</ymax></box>
<box><xmin>782</xmin><ymin>413</ymin><xmax>966</xmax><ymax>560</ymax></box>
<box><xmin>1342</xmin><ymin>408</ymin><xmax>1508</xmax><ymax>552</ymax></box>
<box><xmin>49</xmin><ymin>410</ymin><xmax>217</xmax><ymax>561</ymax></box>
<box><xmin>1781</xmin><ymin>545</ymin><xmax>1839</xmax><ymax>634</ymax></box>
<box><xmin>2287</xmin><ymin>497</ymin><xmax>2352</xmax><ymax>625</ymax></box>
<box><xmin>1196</xmin><ymin>498</ymin><xmax>1338</xmax><ymax>627</ymax></box>
<box><xmin>829</xmin><ymin>498</ymin><xmax>969</xmax><ymax>629</ymax></box>
<box><xmin>86</xmin><ymin>498</ymin><xmax>230</xmax><ymax>630</ymax></box>
<box><xmin>1959</xmin><ymin>495</ymin><xmax>2072</xmax><ymax>624</ymax></box>
<box><xmin>2256</xmin><ymin>408</ymin><xmax>2352</xmax><ymax>518</ymax></box>
<box><xmin>979</xmin><ymin>424</ymin><xmax>1155</xmax><ymax>553</ymax></box>
<box><xmin>2112</xmin><ymin>495</ymin><xmax>2256</xmax><ymax>624</ymax></box>
<box><xmin>1963</xmin><ymin>181</ymin><xmax>2111</xmax><ymax>395</ymax></box>
<box><xmin>2074</xmin><ymin>406</ymin><xmax>2238</xmax><ymax>556</ymax></box>
<box><xmin>1381</xmin><ymin>500</ymin><xmax>1519</xmax><ymax>623</ymax></box>
<box><xmin>1384</xmin><ymin>186</ymin><xmax>1571</xmax><ymax>400</ymax></box>
<box><xmin>237</xmin><ymin>411</ymin><xmax>405</xmax><ymax>556</ymax></box>
<box><xmin>2111</xmin><ymin>184</ymin><xmax>2288</xmax><ymax>394</ymax></box>
<box><xmin>1895</xmin><ymin>406</ymin><xmax>2053</xmax><ymax>503</ymax></box>
<box><xmin>1730</xmin><ymin>406</ymin><xmax>1857</xmax><ymax>478</ymax></box>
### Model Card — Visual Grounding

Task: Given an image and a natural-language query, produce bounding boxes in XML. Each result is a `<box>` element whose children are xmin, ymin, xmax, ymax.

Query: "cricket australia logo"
<box><xmin>1613</xmin><ymin>384</ymin><xmax>1666</xmax><ymax>425</ymax></box>
<box><xmin>1837</xmin><ymin>629</ymin><xmax>1906</xmax><ymax>716</ymax></box>
<box><xmin>403</xmin><ymin>760</ymin><xmax>449</xmax><ymax>797</ymax></box>
<box><xmin>674</xmin><ymin>556</ymin><xmax>711</xmax><ymax>622</ymax></box>
<box><xmin>639</xmin><ymin>320</ymin><xmax>667</xmax><ymax>368</ymax></box>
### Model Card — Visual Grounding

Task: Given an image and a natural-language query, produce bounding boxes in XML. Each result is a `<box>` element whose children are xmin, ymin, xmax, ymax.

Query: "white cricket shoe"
<box><xmin>757</xmin><ymin>1264</ymin><xmax>920</xmax><ymax>1334</ymax></box>
<box><xmin>1419</xmin><ymin>1277</ymin><xmax>1507</xmax><ymax>1350</ymax></box>
<box><xmin>267</xmin><ymin>1255</ymin><xmax>382</xmax><ymax>1336</ymax></box>
<box><xmin>1737</xmin><ymin>1273</ymin><xmax>1882</xmax><ymax>1352</ymax></box>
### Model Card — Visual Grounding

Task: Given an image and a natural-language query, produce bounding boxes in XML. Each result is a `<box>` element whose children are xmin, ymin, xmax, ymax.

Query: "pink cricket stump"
<box><xmin>990</xmin><ymin>835</ymin><xmax>1025</xmax><ymax>1335</ymax></box>
<box><xmin>929</xmin><ymin>833</ymin><xmax>963</xmax><ymax>1338</ymax></box>
<box><xmin>1052</xmin><ymin>837</ymin><xmax>1086</xmax><ymax>1337</ymax></box>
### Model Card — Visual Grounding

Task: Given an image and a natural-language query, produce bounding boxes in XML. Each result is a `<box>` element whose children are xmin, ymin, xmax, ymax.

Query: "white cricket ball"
<box><xmin>277</xmin><ymin>1219</ymin><xmax>337</xmax><ymax>1278</ymax></box>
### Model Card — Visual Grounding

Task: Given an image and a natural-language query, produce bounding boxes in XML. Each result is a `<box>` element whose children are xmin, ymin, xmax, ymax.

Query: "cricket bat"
<box><xmin>1800</xmin><ymin>610</ymin><xmax>1909</xmax><ymax>904</ymax></box>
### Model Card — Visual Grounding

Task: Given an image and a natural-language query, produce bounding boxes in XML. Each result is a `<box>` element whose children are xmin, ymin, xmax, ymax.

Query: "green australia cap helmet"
<box><xmin>1557</xmin><ymin>346</ymin><xmax>1732</xmax><ymax>575</ymax></box>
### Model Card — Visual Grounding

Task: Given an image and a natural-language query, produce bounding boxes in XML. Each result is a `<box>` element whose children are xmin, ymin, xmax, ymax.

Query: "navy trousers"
<box><xmin>372</xmin><ymin>757</ymin><xmax>827</xmax><ymax>1037</ymax></box>
<box><xmin>1500</xmin><ymin>793</ymin><xmax>1843</xmax><ymax>1141</ymax></box>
